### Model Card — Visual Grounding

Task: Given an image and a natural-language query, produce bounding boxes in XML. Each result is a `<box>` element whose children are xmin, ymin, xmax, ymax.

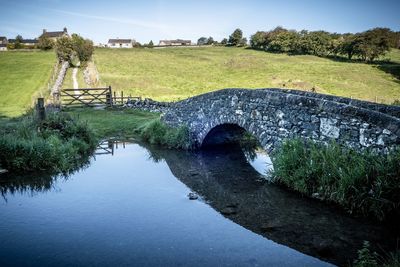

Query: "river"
<box><xmin>0</xmin><ymin>141</ymin><xmax>395</xmax><ymax>267</ymax></box>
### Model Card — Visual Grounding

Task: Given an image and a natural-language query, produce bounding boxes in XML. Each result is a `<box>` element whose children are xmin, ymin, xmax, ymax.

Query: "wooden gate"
<box><xmin>60</xmin><ymin>86</ymin><xmax>113</xmax><ymax>108</ymax></box>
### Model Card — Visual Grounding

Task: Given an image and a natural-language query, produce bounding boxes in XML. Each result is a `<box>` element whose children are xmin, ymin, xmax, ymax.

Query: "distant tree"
<box><xmin>355</xmin><ymin>28</ymin><xmax>392</xmax><ymax>62</ymax></box>
<box><xmin>197</xmin><ymin>37</ymin><xmax>208</xmax><ymax>45</ymax></box>
<box><xmin>268</xmin><ymin>30</ymin><xmax>299</xmax><ymax>53</ymax></box>
<box><xmin>38</xmin><ymin>35</ymin><xmax>54</xmax><ymax>50</ymax></box>
<box><xmin>337</xmin><ymin>33</ymin><xmax>358</xmax><ymax>60</ymax></box>
<box><xmin>298</xmin><ymin>31</ymin><xmax>332</xmax><ymax>56</ymax></box>
<box><xmin>206</xmin><ymin>36</ymin><xmax>214</xmax><ymax>45</ymax></box>
<box><xmin>221</xmin><ymin>38</ymin><xmax>228</xmax><ymax>45</ymax></box>
<box><xmin>148</xmin><ymin>40</ymin><xmax>154</xmax><ymax>48</ymax></box>
<box><xmin>14</xmin><ymin>35</ymin><xmax>24</xmax><ymax>49</ymax></box>
<box><xmin>228</xmin><ymin>28</ymin><xmax>243</xmax><ymax>46</ymax></box>
<box><xmin>71</xmin><ymin>34</ymin><xmax>94</xmax><ymax>64</ymax></box>
<box><xmin>55</xmin><ymin>36</ymin><xmax>74</xmax><ymax>62</ymax></box>
<box><xmin>250</xmin><ymin>31</ymin><xmax>268</xmax><ymax>50</ymax></box>
<box><xmin>239</xmin><ymin>37</ymin><xmax>248</xmax><ymax>47</ymax></box>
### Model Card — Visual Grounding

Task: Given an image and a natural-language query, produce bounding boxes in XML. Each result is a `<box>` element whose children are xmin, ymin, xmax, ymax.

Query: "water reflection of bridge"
<box><xmin>95</xmin><ymin>140</ymin><xmax>127</xmax><ymax>156</ymax></box>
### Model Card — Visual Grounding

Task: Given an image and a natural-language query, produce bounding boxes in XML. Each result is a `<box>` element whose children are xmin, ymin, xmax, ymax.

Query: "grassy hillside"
<box><xmin>94</xmin><ymin>47</ymin><xmax>400</xmax><ymax>103</ymax></box>
<box><xmin>0</xmin><ymin>51</ymin><xmax>55</xmax><ymax>117</ymax></box>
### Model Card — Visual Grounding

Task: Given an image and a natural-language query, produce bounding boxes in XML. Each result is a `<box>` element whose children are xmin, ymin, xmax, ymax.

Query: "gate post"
<box><xmin>106</xmin><ymin>86</ymin><xmax>113</xmax><ymax>107</ymax></box>
<box><xmin>36</xmin><ymin>98</ymin><xmax>46</xmax><ymax>121</ymax></box>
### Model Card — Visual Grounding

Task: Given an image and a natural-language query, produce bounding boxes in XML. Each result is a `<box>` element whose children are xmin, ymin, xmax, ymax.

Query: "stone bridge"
<box><xmin>162</xmin><ymin>88</ymin><xmax>400</xmax><ymax>153</ymax></box>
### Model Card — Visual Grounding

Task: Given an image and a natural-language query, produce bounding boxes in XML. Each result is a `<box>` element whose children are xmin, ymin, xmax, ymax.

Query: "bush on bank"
<box><xmin>138</xmin><ymin>119</ymin><xmax>191</xmax><ymax>149</ymax></box>
<box><xmin>0</xmin><ymin>112</ymin><xmax>97</xmax><ymax>173</ymax></box>
<box><xmin>271</xmin><ymin>139</ymin><xmax>400</xmax><ymax>221</ymax></box>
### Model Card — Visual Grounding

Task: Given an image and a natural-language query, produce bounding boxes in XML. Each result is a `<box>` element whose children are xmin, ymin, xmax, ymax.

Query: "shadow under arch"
<box><xmin>201</xmin><ymin>123</ymin><xmax>247</xmax><ymax>147</ymax></box>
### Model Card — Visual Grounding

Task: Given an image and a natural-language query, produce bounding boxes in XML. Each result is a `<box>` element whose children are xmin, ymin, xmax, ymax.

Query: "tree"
<box><xmin>148</xmin><ymin>40</ymin><xmax>154</xmax><ymax>48</ymax></box>
<box><xmin>355</xmin><ymin>28</ymin><xmax>392</xmax><ymax>62</ymax></box>
<box><xmin>297</xmin><ymin>31</ymin><xmax>332</xmax><ymax>56</ymax></box>
<box><xmin>206</xmin><ymin>36</ymin><xmax>214</xmax><ymax>45</ymax></box>
<box><xmin>221</xmin><ymin>38</ymin><xmax>228</xmax><ymax>45</ymax></box>
<box><xmin>250</xmin><ymin>31</ymin><xmax>268</xmax><ymax>50</ymax></box>
<box><xmin>14</xmin><ymin>35</ymin><xmax>23</xmax><ymax>49</ymax></box>
<box><xmin>71</xmin><ymin>34</ymin><xmax>94</xmax><ymax>64</ymax></box>
<box><xmin>55</xmin><ymin>36</ymin><xmax>74</xmax><ymax>62</ymax></box>
<box><xmin>228</xmin><ymin>28</ymin><xmax>243</xmax><ymax>46</ymax></box>
<box><xmin>38</xmin><ymin>35</ymin><xmax>54</xmax><ymax>50</ymax></box>
<box><xmin>239</xmin><ymin>37</ymin><xmax>247</xmax><ymax>47</ymax></box>
<box><xmin>197</xmin><ymin>37</ymin><xmax>207</xmax><ymax>45</ymax></box>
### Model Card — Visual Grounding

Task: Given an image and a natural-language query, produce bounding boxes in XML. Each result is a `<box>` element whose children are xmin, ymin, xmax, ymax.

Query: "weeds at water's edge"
<box><xmin>353</xmin><ymin>241</ymin><xmax>400</xmax><ymax>267</ymax></box>
<box><xmin>271</xmin><ymin>139</ymin><xmax>400</xmax><ymax>222</ymax></box>
<box><xmin>137</xmin><ymin>119</ymin><xmax>192</xmax><ymax>149</ymax></box>
<box><xmin>0</xmin><ymin>112</ymin><xmax>97</xmax><ymax>173</ymax></box>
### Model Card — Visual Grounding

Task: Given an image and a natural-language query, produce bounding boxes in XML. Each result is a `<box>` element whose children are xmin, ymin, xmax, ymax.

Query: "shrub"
<box><xmin>0</xmin><ymin>112</ymin><xmax>96</xmax><ymax>173</ymax></box>
<box><xmin>272</xmin><ymin>139</ymin><xmax>400</xmax><ymax>221</ymax></box>
<box><xmin>138</xmin><ymin>119</ymin><xmax>191</xmax><ymax>149</ymax></box>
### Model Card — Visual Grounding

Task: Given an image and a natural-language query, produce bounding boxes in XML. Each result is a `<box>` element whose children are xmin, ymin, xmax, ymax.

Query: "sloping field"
<box><xmin>0</xmin><ymin>51</ymin><xmax>55</xmax><ymax>117</ymax></box>
<box><xmin>94</xmin><ymin>47</ymin><xmax>400</xmax><ymax>103</ymax></box>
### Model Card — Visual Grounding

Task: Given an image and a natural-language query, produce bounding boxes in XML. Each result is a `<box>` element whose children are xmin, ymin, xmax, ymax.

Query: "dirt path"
<box><xmin>72</xmin><ymin>67</ymin><xmax>79</xmax><ymax>96</ymax></box>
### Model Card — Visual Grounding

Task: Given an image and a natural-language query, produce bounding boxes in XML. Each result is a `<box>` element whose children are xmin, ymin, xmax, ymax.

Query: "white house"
<box><xmin>0</xmin><ymin>37</ymin><xmax>7</xmax><ymax>51</ymax></box>
<box><xmin>158</xmin><ymin>39</ymin><xmax>191</xmax><ymax>46</ymax></box>
<box><xmin>107</xmin><ymin>38</ymin><xmax>135</xmax><ymax>48</ymax></box>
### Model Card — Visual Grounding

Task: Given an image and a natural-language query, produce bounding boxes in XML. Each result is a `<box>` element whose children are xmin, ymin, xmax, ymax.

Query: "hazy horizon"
<box><xmin>1</xmin><ymin>0</ymin><xmax>399</xmax><ymax>44</ymax></box>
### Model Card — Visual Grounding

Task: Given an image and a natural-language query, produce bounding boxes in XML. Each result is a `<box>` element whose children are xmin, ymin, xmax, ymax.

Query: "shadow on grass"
<box><xmin>247</xmin><ymin>47</ymin><xmax>400</xmax><ymax>85</ymax></box>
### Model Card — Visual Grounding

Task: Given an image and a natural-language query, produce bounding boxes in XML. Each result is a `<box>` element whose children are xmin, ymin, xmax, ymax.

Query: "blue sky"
<box><xmin>1</xmin><ymin>0</ymin><xmax>399</xmax><ymax>44</ymax></box>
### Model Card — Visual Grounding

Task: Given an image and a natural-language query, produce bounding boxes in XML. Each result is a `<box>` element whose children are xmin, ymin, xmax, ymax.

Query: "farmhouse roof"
<box><xmin>41</xmin><ymin>27</ymin><xmax>68</xmax><ymax>38</ymax></box>
<box><xmin>108</xmin><ymin>39</ymin><xmax>133</xmax><ymax>44</ymax></box>
<box><xmin>0</xmin><ymin>36</ymin><xmax>7</xmax><ymax>41</ymax></box>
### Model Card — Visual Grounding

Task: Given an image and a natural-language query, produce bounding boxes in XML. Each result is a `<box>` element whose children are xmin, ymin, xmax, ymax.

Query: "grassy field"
<box><xmin>0</xmin><ymin>51</ymin><xmax>56</xmax><ymax>117</ymax></box>
<box><xmin>94</xmin><ymin>47</ymin><xmax>400</xmax><ymax>103</ymax></box>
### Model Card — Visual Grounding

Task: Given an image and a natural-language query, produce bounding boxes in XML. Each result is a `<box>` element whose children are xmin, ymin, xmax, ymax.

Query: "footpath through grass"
<box><xmin>94</xmin><ymin>47</ymin><xmax>400</xmax><ymax>104</ymax></box>
<box><xmin>0</xmin><ymin>51</ymin><xmax>55</xmax><ymax>117</ymax></box>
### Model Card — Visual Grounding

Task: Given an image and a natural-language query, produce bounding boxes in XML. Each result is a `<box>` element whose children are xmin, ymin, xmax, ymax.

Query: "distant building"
<box><xmin>158</xmin><ymin>39</ymin><xmax>191</xmax><ymax>46</ymax></box>
<box><xmin>7</xmin><ymin>38</ymin><xmax>38</xmax><ymax>48</ymax></box>
<box><xmin>40</xmin><ymin>27</ymin><xmax>69</xmax><ymax>41</ymax></box>
<box><xmin>107</xmin><ymin>38</ymin><xmax>135</xmax><ymax>48</ymax></box>
<box><xmin>0</xmin><ymin>36</ymin><xmax>7</xmax><ymax>44</ymax></box>
<box><xmin>0</xmin><ymin>36</ymin><xmax>7</xmax><ymax>51</ymax></box>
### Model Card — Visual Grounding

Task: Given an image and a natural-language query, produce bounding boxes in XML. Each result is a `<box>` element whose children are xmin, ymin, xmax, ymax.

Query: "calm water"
<box><xmin>0</xmin><ymin>141</ymin><xmax>393</xmax><ymax>267</ymax></box>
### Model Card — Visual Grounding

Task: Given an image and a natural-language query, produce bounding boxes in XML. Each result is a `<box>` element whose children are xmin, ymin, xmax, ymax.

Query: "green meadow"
<box><xmin>93</xmin><ymin>47</ymin><xmax>400</xmax><ymax>103</ymax></box>
<box><xmin>0</xmin><ymin>51</ymin><xmax>55</xmax><ymax>117</ymax></box>
<box><xmin>0</xmin><ymin>47</ymin><xmax>399</xmax><ymax>118</ymax></box>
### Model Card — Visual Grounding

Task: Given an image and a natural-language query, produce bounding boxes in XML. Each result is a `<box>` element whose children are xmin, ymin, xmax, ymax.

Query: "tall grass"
<box><xmin>272</xmin><ymin>139</ymin><xmax>400</xmax><ymax>221</ymax></box>
<box><xmin>0</xmin><ymin>112</ymin><xmax>96</xmax><ymax>173</ymax></box>
<box><xmin>138</xmin><ymin>119</ymin><xmax>191</xmax><ymax>149</ymax></box>
<box><xmin>67</xmin><ymin>109</ymin><xmax>191</xmax><ymax>149</ymax></box>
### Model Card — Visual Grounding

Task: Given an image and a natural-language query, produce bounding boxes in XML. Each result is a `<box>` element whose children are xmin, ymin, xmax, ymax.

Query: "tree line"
<box><xmin>249</xmin><ymin>27</ymin><xmax>400</xmax><ymax>62</ymax></box>
<box><xmin>196</xmin><ymin>27</ymin><xmax>399</xmax><ymax>62</ymax></box>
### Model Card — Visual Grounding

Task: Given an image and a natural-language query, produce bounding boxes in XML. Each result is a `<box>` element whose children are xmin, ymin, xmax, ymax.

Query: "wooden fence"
<box><xmin>60</xmin><ymin>86</ymin><xmax>112</xmax><ymax>108</ymax></box>
<box><xmin>60</xmin><ymin>86</ymin><xmax>141</xmax><ymax>108</ymax></box>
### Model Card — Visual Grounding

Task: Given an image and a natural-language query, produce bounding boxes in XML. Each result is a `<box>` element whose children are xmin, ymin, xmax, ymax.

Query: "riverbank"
<box><xmin>66</xmin><ymin>108</ymin><xmax>191</xmax><ymax>148</ymax></box>
<box><xmin>0</xmin><ymin>112</ymin><xmax>97</xmax><ymax>173</ymax></box>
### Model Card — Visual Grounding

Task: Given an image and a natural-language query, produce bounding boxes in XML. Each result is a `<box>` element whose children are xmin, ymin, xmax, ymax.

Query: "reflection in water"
<box><xmin>246</xmin><ymin>148</ymin><xmax>274</xmax><ymax>177</ymax></box>
<box><xmin>0</xmin><ymin>140</ymin><xmax>397</xmax><ymax>267</ymax></box>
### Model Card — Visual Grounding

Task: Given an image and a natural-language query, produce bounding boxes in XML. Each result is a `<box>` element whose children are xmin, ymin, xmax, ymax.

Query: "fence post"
<box><xmin>106</xmin><ymin>86</ymin><xmax>113</xmax><ymax>107</ymax></box>
<box><xmin>36</xmin><ymin>98</ymin><xmax>46</xmax><ymax>121</ymax></box>
<box><xmin>121</xmin><ymin>91</ymin><xmax>124</xmax><ymax>105</ymax></box>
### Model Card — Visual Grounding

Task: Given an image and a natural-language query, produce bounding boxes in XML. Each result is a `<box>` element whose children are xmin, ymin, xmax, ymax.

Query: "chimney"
<box><xmin>63</xmin><ymin>27</ymin><xmax>67</xmax><ymax>33</ymax></box>
<box><xmin>43</xmin><ymin>29</ymin><xmax>46</xmax><ymax>34</ymax></box>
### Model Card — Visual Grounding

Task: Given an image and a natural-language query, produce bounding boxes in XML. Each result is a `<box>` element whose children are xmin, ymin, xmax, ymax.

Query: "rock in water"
<box><xmin>188</xmin><ymin>192</ymin><xmax>198</xmax><ymax>200</ymax></box>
